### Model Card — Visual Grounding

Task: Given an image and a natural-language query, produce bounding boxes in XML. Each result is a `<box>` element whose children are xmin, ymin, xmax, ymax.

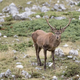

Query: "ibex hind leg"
<box><xmin>34</xmin><ymin>44</ymin><xmax>42</xmax><ymax>66</ymax></box>
<box><xmin>37</xmin><ymin>47</ymin><xmax>42</xmax><ymax>66</ymax></box>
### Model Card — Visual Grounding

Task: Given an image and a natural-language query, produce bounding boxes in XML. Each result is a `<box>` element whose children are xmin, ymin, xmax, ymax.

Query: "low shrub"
<box><xmin>0</xmin><ymin>44</ymin><xmax>8</xmax><ymax>51</ymax></box>
<box><xmin>64</xmin><ymin>63</ymin><xmax>80</xmax><ymax>77</ymax></box>
<box><xmin>5</xmin><ymin>15</ymin><xmax>13</xmax><ymax>21</ymax></box>
<box><xmin>12</xmin><ymin>42</ymin><xmax>27</xmax><ymax>51</ymax></box>
<box><xmin>77</xmin><ymin>2</ymin><xmax>80</xmax><ymax>6</ymax></box>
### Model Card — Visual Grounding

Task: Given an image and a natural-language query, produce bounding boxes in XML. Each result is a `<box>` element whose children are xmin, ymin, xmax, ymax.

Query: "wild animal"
<box><xmin>32</xmin><ymin>17</ymin><xmax>72</xmax><ymax>69</ymax></box>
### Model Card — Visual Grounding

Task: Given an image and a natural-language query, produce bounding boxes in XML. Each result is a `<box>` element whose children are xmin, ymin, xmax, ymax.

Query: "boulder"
<box><xmin>54</xmin><ymin>17</ymin><xmax>66</xmax><ymax>20</ymax></box>
<box><xmin>77</xmin><ymin>8</ymin><xmax>80</xmax><ymax>12</ymax></box>
<box><xmin>25</xmin><ymin>7</ymin><xmax>31</xmax><ymax>12</ymax></box>
<box><xmin>27</xmin><ymin>1</ymin><xmax>32</xmax><ymax>4</ymax></box>
<box><xmin>9</xmin><ymin>3</ymin><xmax>19</xmax><ymax>17</ymax></box>
<box><xmin>14</xmin><ymin>12</ymin><xmax>34</xmax><ymax>20</ymax></box>
<box><xmin>0</xmin><ymin>13</ymin><xmax>3</xmax><ymax>16</ymax></box>
<box><xmin>0</xmin><ymin>0</ymin><xmax>3</xmax><ymax>2</ymax></box>
<box><xmin>69</xmin><ymin>1</ymin><xmax>77</xmax><ymax>5</ymax></box>
<box><xmin>40</xmin><ymin>6</ymin><xmax>50</xmax><ymax>12</ymax></box>
<box><xmin>2</xmin><ymin>6</ymin><xmax>10</xmax><ymax>13</ymax></box>
<box><xmin>32</xmin><ymin>5</ymin><xmax>38</xmax><ymax>10</ymax></box>
<box><xmin>69</xmin><ymin>49</ymin><xmax>78</xmax><ymax>56</ymax></box>
<box><xmin>55</xmin><ymin>48</ymin><xmax>64</xmax><ymax>57</ymax></box>
<box><xmin>0</xmin><ymin>18</ymin><xmax>4</xmax><ymax>22</ymax></box>
<box><xmin>53</xmin><ymin>4</ymin><xmax>66</xmax><ymax>11</ymax></box>
<box><xmin>21</xmin><ymin>70</ymin><xmax>31</xmax><ymax>79</ymax></box>
<box><xmin>0</xmin><ymin>73</ymin><xmax>5</xmax><ymax>78</ymax></box>
<box><xmin>67</xmin><ymin>56</ymin><xmax>73</xmax><ymax>59</ymax></box>
<box><xmin>5</xmin><ymin>69</ymin><xmax>11</xmax><ymax>78</ymax></box>
<box><xmin>42</xmin><ymin>2</ymin><xmax>50</xmax><ymax>7</ymax></box>
<box><xmin>59</xmin><ymin>4</ymin><xmax>66</xmax><ymax>10</ymax></box>
<box><xmin>53</xmin><ymin>4</ymin><xmax>62</xmax><ymax>11</ymax></box>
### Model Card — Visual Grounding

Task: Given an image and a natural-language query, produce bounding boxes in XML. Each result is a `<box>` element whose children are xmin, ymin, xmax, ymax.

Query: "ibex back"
<box><xmin>32</xmin><ymin>18</ymin><xmax>72</xmax><ymax>69</ymax></box>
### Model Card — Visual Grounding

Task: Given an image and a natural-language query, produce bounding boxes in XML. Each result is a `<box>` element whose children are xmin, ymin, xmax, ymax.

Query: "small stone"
<box><xmin>67</xmin><ymin>56</ymin><xmax>73</xmax><ymax>59</ymax></box>
<box><xmin>16</xmin><ymin>62</ymin><xmax>21</xmax><ymax>65</ymax></box>
<box><xmin>52</xmin><ymin>76</ymin><xmax>58</xmax><ymax>80</ymax></box>
<box><xmin>35</xmin><ymin>67</ymin><xmax>42</xmax><ymax>70</ymax></box>
<box><xmin>16</xmin><ymin>65</ymin><xmax>23</xmax><ymax>68</ymax></box>
<box><xmin>3</xmin><ymin>35</ymin><xmax>7</xmax><ymax>38</ymax></box>
<box><xmin>49</xmin><ymin>63</ymin><xmax>53</xmax><ymax>67</ymax></box>
<box><xmin>63</xmin><ymin>44</ymin><xmax>68</xmax><ymax>47</ymax></box>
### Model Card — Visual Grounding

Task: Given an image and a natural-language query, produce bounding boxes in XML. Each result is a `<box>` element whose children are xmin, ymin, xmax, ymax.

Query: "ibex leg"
<box><xmin>37</xmin><ymin>47</ymin><xmax>42</xmax><ymax>66</ymax></box>
<box><xmin>44</xmin><ymin>49</ymin><xmax>47</xmax><ymax>69</ymax></box>
<box><xmin>51</xmin><ymin>50</ymin><xmax>55</xmax><ymax>69</ymax></box>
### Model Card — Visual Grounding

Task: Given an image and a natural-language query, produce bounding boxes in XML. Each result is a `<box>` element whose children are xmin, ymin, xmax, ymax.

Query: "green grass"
<box><xmin>0</xmin><ymin>37</ymin><xmax>79</xmax><ymax>80</ymax></box>
<box><xmin>1</xmin><ymin>18</ymin><xmax>80</xmax><ymax>42</ymax></box>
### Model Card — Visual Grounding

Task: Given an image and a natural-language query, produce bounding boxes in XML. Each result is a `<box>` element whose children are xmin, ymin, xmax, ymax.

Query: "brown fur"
<box><xmin>32</xmin><ymin>30</ymin><xmax>61</xmax><ymax>69</ymax></box>
<box><xmin>32</xmin><ymin>18</ymin><xmax>72</xmax><ymax>70</ymax></box>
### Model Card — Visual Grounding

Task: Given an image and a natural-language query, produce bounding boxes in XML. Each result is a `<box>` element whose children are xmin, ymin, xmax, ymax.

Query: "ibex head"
<box><xmin>45</xmin><ymin>17</ymin><xmax>72</xmax><ymax>40</ymax></box>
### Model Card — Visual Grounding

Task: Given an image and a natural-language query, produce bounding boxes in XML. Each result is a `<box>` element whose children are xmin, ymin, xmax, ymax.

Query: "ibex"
<box><xmin>32</xmin><ymin>17</ymin><xmax>72</xmax><ymax>69</ymax></box>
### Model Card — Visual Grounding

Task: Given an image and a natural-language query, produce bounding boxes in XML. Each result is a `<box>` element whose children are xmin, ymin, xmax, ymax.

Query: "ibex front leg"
<box><xmin>51</xmin><ymin>50</ymin><xmax>55</xmax><ymax>69</ymax></box>
<box><xmin>44</xmin><ymin>49</ymin><xmax>47</xmax><ymax>70</ymax></box>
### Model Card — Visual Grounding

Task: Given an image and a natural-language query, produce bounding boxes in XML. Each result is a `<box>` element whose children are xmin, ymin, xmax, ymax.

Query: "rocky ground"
<box><xmin>0</xmin><ymin>0</ymin><xmax>80</xmax><ymax>23</ymax></box>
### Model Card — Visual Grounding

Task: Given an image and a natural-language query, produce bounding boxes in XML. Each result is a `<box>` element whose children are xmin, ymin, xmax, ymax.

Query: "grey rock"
<box><xmin>0</xmin><ymin>0</ymin><xmax>2</xmax><ymax>2</ymax></box>
<box><xmin>78</xmin><ymin>8</ymin><xmax>80</xmax><ymax>12</ymax></box>
<box><xmin>32</xmin><ymin>5</ymin><xmax>38</xmax><ymax>10</ymax></box>
<box><xmin>69</xmin><ymin>49</ymin><xmax>78</xmax><ymax>56</ymax></box>
<box><xmin>35</xmin><ymin>67</ymin><xmax>42</xmax><ymax>70</ymax></box>
<box><xmin>54</xmin><ymin>17</ymin><xmax>66</xmax><ymax>20</ymax></box>
<box><xmin>0</xmin><ymin>13</ymin><xmax>3</xmax><ymax>16</ymax></box>
<box><xmin>75</xmin><ymin>60</ymin><xmax>80</xmax><ymax>63</ymax></box>
<box><xmin>14</xmin><ymin>35</ymin><xmax>18</xmax><ymax>38</ymax></box>
<box><xmin>5</xmin><ymin>69</ymin><xmax>11</xmax><ymax>77</ymax></box>
<box><xmin>3</xmin><ymin>35</ymin><xmax>7</xmax><ymax>38</ymax></box>
<box><xmin>21</xmin><ymin>70</ymin><xmax>31</xmax><ymax>79</ymax></box>
<box><xmin>12</xmin><ymin>75</ymin><xmax>15</xmax><ymax>78</ymax></box>
<box><xmin>69</xmin><ymin>1</ymin><xmax>77</xmax><ymax>5</ymax></box>
<box><xmin>16</xmin><ymin>62</ymin><xmax>21</xmax><ymax>65</ymax></box>
<box><xmin>36</xmin><ymin>15</ymin><xmax>41</xmax><ymax>18</ymax></box>
<box><xmin>42</xmin><ymin>2</ymin><xmax>50</xmax><ymax>7</ymax></box>
<box><xmin>59</xmin><ymin>4</ymin><xmax>66</xmax><ymax>10</ymax></box>
<box><xmin>27</xmin><ymin>1</ymin><xmax>32</xmax><ymax>4</ymax></box>
<box><xmin>55</xmin><ymin>48</ymin><xmax>64</xmax><ymax>57</ymax></box>
<box><xmin>67</xmin><ymin>56</ymin><xmax>73</xmax><ymax>59</ymax></box>
<box><xmin>9</xmin><ymin>3</ymin><xmax>19</xmax><ymax>17</ymax></box>
<box><xmin>41</xmin><ymin>6</ymin><xmax>50</xmax><ymax>12</ymax></box>
<box><xmin>23</xmin><ymin>54</ymin><xmax>29</xmax><ymax>58</ymax></box>
<box><xmin>0</xmin><ymin>33</ymin><xmax>2</xmax><ymax>37</ymax></box>
<box><xmin>53</xmin><ymin>4</ymin><xmax>59</xmax><ymax>10</ymax></box>
<box><xmin>0</xmin><ymin>18</ymin><xmax>4</xmax><ymax>22</ymax></box>
<box><xmin>0</xmin><ymin>73</ymin><xmax>5</xmax><ymax>78</ymax></box>
<box><xmin>15</xmin><ymin>39</ymin><xmax>19</xmax><ymax>42</ymax></box>
<box><xmin>63</xmin><ymin>44</ymin><xmax>68</xmax><ymax>47</ymax></box>
<box><xmin>25</xmin><ymin>7</ymin><xmax>31</xmax><ymax>12</ymax></box>
<box><xmin>43</xmin><ymin>15</ymin><xmax>49</xmax><ymax>19</ymax></box>
<box><xmin>53</xmin><ymin>4</ymin><xmax>66</xmax><ymax>11</ymax></box>
<box><xmin>31</xmin><ymin>62</ymin><xmax>37</xmax><ymax>66</ymax></box>
<box><xmin>2</xmin><ymin>6</ymin><xmax>10</xmax><ymax>13</ymax></box>
<box><xmin>16</xmin><ymin>65</ymin><xmax>23</xmax><ymax>68</ymax></box>
<box><xmin>13</xmin><ymin>50</ymin><xmax>17</xmax><ymax>53</ymax></box>
<box><xmin>52</xmin><ymin>76</ymin><xmax>58</xmax><ymax>80</ymax></box>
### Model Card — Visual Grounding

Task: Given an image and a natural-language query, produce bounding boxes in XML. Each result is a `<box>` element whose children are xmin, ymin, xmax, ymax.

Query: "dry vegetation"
<box><xmin>0</xmin><ymin>37</ymin><xmax>80</xmax><ymax>80</ymax></box>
